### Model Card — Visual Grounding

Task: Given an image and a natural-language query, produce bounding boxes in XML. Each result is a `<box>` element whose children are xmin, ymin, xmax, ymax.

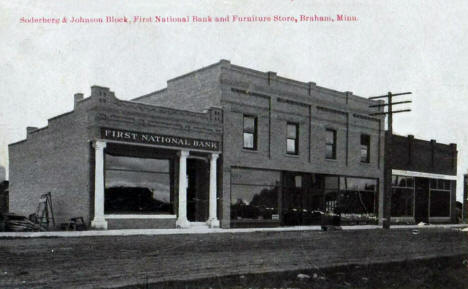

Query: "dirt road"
<box><xmin>1</xmin><ymin>228</ymin><xmax>467</xmax><ymax>288</ymax></box>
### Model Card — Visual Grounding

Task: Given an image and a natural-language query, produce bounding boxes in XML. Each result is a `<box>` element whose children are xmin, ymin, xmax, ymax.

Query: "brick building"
<box><xmin>389</xmin><ymin>133</ymin><xmax>457</xmax><ymax>224</ymax></box>
<box><xmin>9</xmin><ymin>60</ymin><xmax>387</xmax><ymax>229</ymax></box>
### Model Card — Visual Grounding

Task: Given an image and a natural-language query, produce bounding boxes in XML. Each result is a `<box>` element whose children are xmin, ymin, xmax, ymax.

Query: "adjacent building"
<box><xmin>0</xmin><ymin>181</ymin><xmax>8</xmax><ymax>214</ymax></box>
<box><xmin>8</xmin><ymin>60</ymin><xmax>423</xmax><ymax>230</ymax></box>
<box><xmin>389</xmin><ymin>133</ymin><xmax>457</xmax><ymax>224</ymax></box>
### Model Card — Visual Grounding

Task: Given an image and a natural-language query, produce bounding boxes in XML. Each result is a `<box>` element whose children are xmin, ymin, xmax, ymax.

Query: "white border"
<box><xmin>1</xmin><ymin>224</ymin><xmax>466</xmax><ymax>239</ymax></box>
<box><xmin>392</xmin><ymin>169</ymin><xmax>457</xmax><ymax>180</ymax></box>
<box><xmin>104</xmin><ymin>214</ymin><xmax>177</xmax><ymax>219</ymax></box>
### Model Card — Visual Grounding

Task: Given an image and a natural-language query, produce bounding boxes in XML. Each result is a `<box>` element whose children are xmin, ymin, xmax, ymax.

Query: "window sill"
<box><xmin>325</xmin><ymin>158</ymin><xmax>338</xmax><ymax>162</ymax></box>
<box><xmin>104</xmin><ymin>214</ymin><xmax>177</xmax><ymax>219</ymax></box>
<box><xmin>284</xmin><ymin>153</ymin><xmax>300</xmax><ymax>158</ymax></box>
<box><xmin>428</xmin><ymin>216</ymin><xmax>451</xmax><ymax>221</ymax></box>
<box><xmin>391</xmin><ymin>216</ymin><xmax>415</xmax><ymax>221</ymax></box>
<box><xmin>241</xmin><ymin>149</ymin><xmax>259</xmax><ymax>153</ymax></box>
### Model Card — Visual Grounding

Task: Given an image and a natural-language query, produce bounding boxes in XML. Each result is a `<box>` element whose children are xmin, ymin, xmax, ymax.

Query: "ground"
<box><xmin>0</xmin><ymin>228</ymin><xmax>467</xmax><ymax>288</ymax></box>
<box><xmin>126</xmin><ymin>256</ymin><xmax>468</xmax><ymax>289</ymax></box>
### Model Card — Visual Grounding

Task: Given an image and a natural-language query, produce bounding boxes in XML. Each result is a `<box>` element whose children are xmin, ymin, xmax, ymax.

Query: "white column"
<box><xmin>207</xmin><ymin>153</ymin><xmax>220</xmax><ymax>228</ymax></box>
<box><xmin>176</xmin><ymin>150</ymin><xmax>190</xmax><ymax>228</ymax></box>
<box><xmin>91</xmin><ymin>140</ymin><xmax>108</xmax><ymax>230</ymax></box>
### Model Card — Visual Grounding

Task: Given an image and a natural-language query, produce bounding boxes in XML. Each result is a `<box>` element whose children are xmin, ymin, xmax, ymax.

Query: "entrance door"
<box><xmin>415</xmin><ymin>178</ymin><xmax>429</xmax><ymax>223</ymax></box>
<box><xmin>186</xmin><ymin>158</ymin><xmax>209</xmax><ymax>222</ymax></box>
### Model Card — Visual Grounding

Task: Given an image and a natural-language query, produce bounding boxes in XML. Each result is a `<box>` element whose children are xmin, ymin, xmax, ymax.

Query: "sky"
<box><xmin>0</xmin><ymin>0</ymin><xmax>467</xmax><ymax>201</ymax></box>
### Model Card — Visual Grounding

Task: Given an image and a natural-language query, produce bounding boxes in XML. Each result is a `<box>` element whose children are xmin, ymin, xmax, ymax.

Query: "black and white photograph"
<box><xmin>1</xmin><ymin>1</ymin><xmax>468</xmax><ymax>288</ymax></box>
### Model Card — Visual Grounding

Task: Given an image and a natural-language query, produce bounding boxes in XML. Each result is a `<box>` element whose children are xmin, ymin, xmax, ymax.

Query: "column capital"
<box><xmin>94</xmin><ymin>140</ymin><xmax>107</xmax><ymax>150</ymax></box>
<box><xmin>178</xmin><ymin>150</ymin><xmax>190</xmax><ymax>158</ymax></box>
<box><xmin>210</xmin><ymin>153</ymin><xmax>219</xmax><ymax>161</ymax></box>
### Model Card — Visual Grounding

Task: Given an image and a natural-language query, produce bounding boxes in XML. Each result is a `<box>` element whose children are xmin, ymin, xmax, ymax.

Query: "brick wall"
<box><xmin>133</xmin><ymin>62</ymin><xmax>223</xmax><ymax>112</ymax></box>
<box><xmin>391</xmin><ymin>133</ymin><xmax>457</xmax><ymax>175</ymax></box>
<box><xmin>8</xmin><ymin>105</ymin><xmax>91</xmax><ymax>225</ymax></box>
<box><xmin>131</xmin><ymin>60</ymin><xmax>385</xmax><ymax>228</ymax></box>
<box><xmin>218</xmin><ymin>62</ymin><xmax>385</xmax><ymax>227</ymax></box>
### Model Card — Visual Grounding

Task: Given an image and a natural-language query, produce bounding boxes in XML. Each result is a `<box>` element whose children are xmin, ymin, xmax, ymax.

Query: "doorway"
<box><xmin>186</xmin><ymin>158</ymin><xmax>209</xmax><ymax>222</ymax></box>
<box><xmin>415</xmin><ymin>178</ymin><xmax>429</xmax><ymax>223</ymax></box>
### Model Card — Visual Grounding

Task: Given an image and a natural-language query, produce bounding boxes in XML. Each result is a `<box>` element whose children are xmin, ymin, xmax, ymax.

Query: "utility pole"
<box><xmin>369</xmin><ymin>92</ymin><xmax>412</xmax><ymax>229</ymax></box>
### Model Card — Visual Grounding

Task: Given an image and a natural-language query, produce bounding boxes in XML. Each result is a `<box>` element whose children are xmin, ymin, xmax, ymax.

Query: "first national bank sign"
<box><xmin>101</xmin><ymin>128</ymin><xmax>220</xmax><ymax>151</ymax></box>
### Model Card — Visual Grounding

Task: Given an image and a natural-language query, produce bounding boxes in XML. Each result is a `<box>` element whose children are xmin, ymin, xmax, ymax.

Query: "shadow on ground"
<box><xmin>121</xmin><ymin>256</ymin><xmax>468</xmax><ymax>289</ymax></box>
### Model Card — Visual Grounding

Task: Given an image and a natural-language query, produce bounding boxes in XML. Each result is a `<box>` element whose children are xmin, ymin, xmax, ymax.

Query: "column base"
<box><xmin>176</xmin><ymin>218</ymin><xmax>191</xmax><ymax>229</ymax></box>
<box><xmin>206</xmin><ymin>218</ymin><xmax>220</xmax><ymax>228</ymax></box>
<box><xmin>91</xmin><ymin>218</ymin><xmax>108</xmax><ymax>230</ymax></box>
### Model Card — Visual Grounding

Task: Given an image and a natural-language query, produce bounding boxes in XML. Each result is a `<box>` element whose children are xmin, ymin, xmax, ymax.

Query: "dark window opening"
<box><xmin>282</xmin><ymin>173</ymin><xmax>325</xmax><ymax>226</ymax></box>
<box><xmin>337</xmin><ymin>177</ymin><xmax>377</xmax><ymax>216</ymax></box>
<box><xmin>104</xmin><ymin>154</ymin><xmax>173</xmax><ymax>214</ymax></box>
<box><xmin>391</xmin><ymin>175</ymin><xmax>415</xmax><ymax>217</ymax></box>
<box><xmin>286</xmin><ymin>123</ymin><xmax>299</xmax><ymax>155</ymax></box>
<box><xmin>429</xmin><ymin>179</ymin><xmax>451</xmax><ymax>217</ymax></box>
<box><xmin>230</xmin><ymin>169</ymin><xmax>281</xmax><ymax>223</ymax></box>
<box><xmin>243</xmin><ymin>115</ymin><xmax>257</xmax><ymax>150</ymax></box>
<box><xmin>326</xmin><ymin>129</ymin><xmax>337</xmax><ymax>159</ymax></box>
<box><xmin>360</xmin><ymin>134</ymin><xmax>370</xmax><ymax>163</ymax></box>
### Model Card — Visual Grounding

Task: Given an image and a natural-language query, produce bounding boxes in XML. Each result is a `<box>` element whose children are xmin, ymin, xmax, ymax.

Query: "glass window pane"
<box><xmin>443</xmin><ymin>180</ymin><xmax>451</xmax><ymax>190</ymax></box>
<box><xmin>430</xmin><ymin>190</ymin><xmax>450</xmax><ymax>217</ymax></box>
<box><xmin>287</xmin><ymin>124</ymin><xmax>297</xmax><ymax>138</ymax></box>
<box><xmin>337</xmin><ymin>190</ymin><xmax>375</xmax><ymax>215</ymax></box>
<box><xmin>287</xmin><ymin>139</ymin><xmax>296</xmax><ymax>153</ymax></box>
<box><xmin>361</xmin><ymin>134</ymin><xmax>370</xmax><ymax>145</ymax></box>
<box><xmin>337</xmin><ymin>177</ymin><xmax>377</xmax><ymax>217</ymax></box>
<box><xmin>244</xmin><ymin>116</ymin><xmax>255</xmax><ymax>132</ymax></box>
<box><xmin>360</xmin><ymin>147</ymin><xmax>369</xmax><ymax>162</ymax></box>
<box><xmin>294</xmin><ymin>175</ymin><xmax>302</xmax><ymax>188</ymax></box>
<box><xmin>326</xmin><ymin>129</ymin><xmax>335</xmax><ymax>144</ymax></box>
<box><xmin>106</xmin><ymin>155</ymin><xmax>169</xmax><ymax>172</ymax></box>
<box><xmin>105</xmin><ymin>155</ymin><xmax>172</xmax><ymax>214</ymax></box>
<box><xmin>406</xmin><ymin>177</ymin><xmax>414</xmax><ymax>188</ymax></box>
<box><xmin>243</xmin><ymin>133</ymin><xmax>254</xmax><ymax>149</ymax></box>
<box><xmin>231</xmin><ymin>184</ymin><xmax>279</xmax><ymax>220</ymax></box>
<box><xmin>326</xmin><ymin>145</ymin><xmax>334</xmax><ymax>159</ymax></box>
<box><xmin>340</xmin><ymin>177</ymin><xmax>377</xmax><ymax>191</ymax></box>
<box><xmin>392</xmin><ymin>175</ymin><xmax>397</xmax><ymax>186</ymax></box>
<box><xmin>324</xmin><ymin>176</ymin><xmax>339</xmax><ymax>190</ymax></box>
<box><xmin>391</xmin><ymin>188</ymin><xmax>414</xmax><ymax>217</ymax></box>
<box><xmin>398</xmin><ymin>177</ymin><xmax>407</xmax><ymax>187</ymax></box>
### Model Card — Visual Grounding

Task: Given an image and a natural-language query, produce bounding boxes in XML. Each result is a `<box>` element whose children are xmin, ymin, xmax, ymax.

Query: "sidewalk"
<box><xmin>0</xmin><ymin>223</ymin><xmax>466</xmax><ymax>238</ymax></box>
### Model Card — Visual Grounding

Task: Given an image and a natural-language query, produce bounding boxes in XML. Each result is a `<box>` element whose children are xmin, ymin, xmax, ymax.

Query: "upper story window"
<box><xmin>325</xmin><ymin>129</ymin><xmax>337</xmax><ymax>159</ymax></box>
<box><xmin>243</xmin><ymin>115</ymin><xmax>257</xmax><ymax>150</ymax></box>
<box><xmin>286</xmin><ymin>123</ymin><xmax>299</xmax><ymax>155</ymax></box>
<box><xmin>360</xmin><ymin>134</ymin><xmax>370</xmax><ymax>163</ymax></box>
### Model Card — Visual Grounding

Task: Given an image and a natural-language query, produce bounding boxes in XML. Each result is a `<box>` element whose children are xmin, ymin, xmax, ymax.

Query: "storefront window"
<box><xmin>281</xmin><ymin>173</ymin><xmax>325</xmax><ymax>226</ymax></box>
<box><xmin>338</xmin><ymin>177</ymin><xmax>376</xmax><ymax>215</ymax></box>
<box><xmin>105</xmin><ymin>154</ymin><xmax>173</xmax><ymax>214</ymax></box>
<box><xmin>324</xmin><ymin>176</ymin><xmax>339</xmax><ymax>213</ymax></box>
<box><xmin>230</xmin><ymin>169</ymin><xmax>280</xmax><ymax>221</ymax></box>
<box><xmin>429</xmin><ymin>179</ymin><xmax>451</xmax><ymax>217</ymax></box>
<box><xmin>391</xmin><ymin>175</ymin><xmax>414</xmax><ymax>217</ymax></box>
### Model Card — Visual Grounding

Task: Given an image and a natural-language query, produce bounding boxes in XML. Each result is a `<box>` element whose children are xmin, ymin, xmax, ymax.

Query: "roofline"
<box><xmin>391</xmin><ymin>132</ymin><xmax>457</xmax><ymax>147</ymax></box>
